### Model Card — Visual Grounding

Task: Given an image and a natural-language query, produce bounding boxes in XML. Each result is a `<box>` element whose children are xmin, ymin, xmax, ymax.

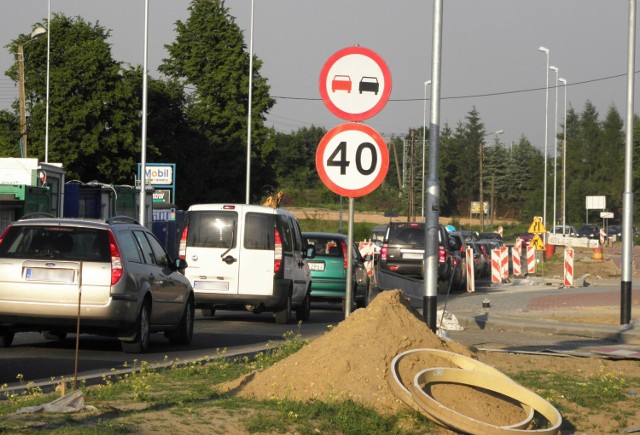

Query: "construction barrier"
<box><xmin>500</xmin><ymin>246</ymin><xmax>509</xmax><ymax>280</ymax></box>
<box><xmin>592</xmin><ymin>246</ymin><xmax>603</xmax><ymax>262</ymax></box>
<box><xmin>512</xmin><ymin>244</ymin><xmax>521</xmax><ymax>276</ymax></box>
<box><xmin>491</xmin><ymin>249</ymin><xmax>502</xmax><ymax>283</ymax></box>
<box><xmin>358</xmin><ymin>241</ymin><xmax>376</xmax><ymax>277</ymax></box>
<box><xmin>465</xmin><ymin>247</ymin><xmax>474</xmax><ymax>292</ymax></box>
<box><xmin>526</xmin><ymin>245</ymin><xmax>536</xmax><ymax>274</ymax></box>
<box><xmin>564</xmin><ymin>247</ymin><xmax>574</xmax><ymax>287</ymax></box>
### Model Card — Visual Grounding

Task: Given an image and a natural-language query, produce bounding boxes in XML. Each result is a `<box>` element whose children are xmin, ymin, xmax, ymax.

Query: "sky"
<box><xmin>0</xmin><ymin>1</ymin><xmax>638</xmax><ymax>153</ymax></box>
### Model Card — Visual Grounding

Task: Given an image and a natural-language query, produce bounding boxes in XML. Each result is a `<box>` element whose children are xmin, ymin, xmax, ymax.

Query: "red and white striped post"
<box><xmin>526</xmin><ymin>245</ymin><xmax>536</xmax><ymax>274</ymax></box>
<box><xmin>466</xmin><ymin>247</ymin><xmax>474</xmax><ymax>292</ymax></box>
<box><xmin>564</xmin><ymin>247</ymin><xmax>574</xmax><ymax>287</ymax></box>
<box><xmin>512</xmin><ymin>243</ymin><xmax>522</xmax><ymax>276</ymax></box>
<box><xmin>500</xmin><ymin>246</ymin><xmax>509</xmax><ymax>280</ymax></box>
<box><xmin>491</xmin><ymin>249</ymin><xmax>502</xmax><ymax>283</ymax></box>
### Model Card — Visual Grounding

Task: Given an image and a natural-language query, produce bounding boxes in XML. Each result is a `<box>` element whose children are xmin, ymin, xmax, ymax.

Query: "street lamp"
<box><xmin>17</xmin><ymin>26</ymin><xmax>46</xmax><ymax>158</ymax></box>
<box><xmin>479</xmin><ymin>129</ymin><xmax>503</xmax><ymax>232</ymax></box>
<box><xmin>550</xmin><ymin>65</ymin><xmax>559</xmax><ymax>233</ymax></box>
<box><xmin>421</xmin><ymin>79</ymin><xmax>431</xmax><ymax>222</ymax></box>
<box><xmin>44</xmin><ymin>0</ymin><xmax>51</xmax><ymax>163</ymax></box>
<box><xmin>539</xmin><ymin>46</ymin><xmax>550</xmax><ymax>237</ymax></box>
<box><xmin>559</xmin><ymin>77</ymin><xmax>567</xmax><ymax>235</ymax></box>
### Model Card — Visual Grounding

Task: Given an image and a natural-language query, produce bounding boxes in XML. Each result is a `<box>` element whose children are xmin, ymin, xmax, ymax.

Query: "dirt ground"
<box><xmin>214</xmin><ymin>290</ymin><xmax>640</xmax><ymax>434</ymax></box>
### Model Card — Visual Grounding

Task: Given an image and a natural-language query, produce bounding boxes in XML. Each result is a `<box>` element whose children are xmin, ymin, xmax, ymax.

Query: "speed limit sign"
<box><xmin>316</xmin><ymin>123</ymin><xmax>389</xmax><ymax>197</ymax></box>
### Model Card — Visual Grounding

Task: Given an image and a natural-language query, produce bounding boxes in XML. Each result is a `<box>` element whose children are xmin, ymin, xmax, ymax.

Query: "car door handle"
<box><xmin>222</xmin><ymin>255</ymin><xmax>237</xmax><ymax>265</ymax></box>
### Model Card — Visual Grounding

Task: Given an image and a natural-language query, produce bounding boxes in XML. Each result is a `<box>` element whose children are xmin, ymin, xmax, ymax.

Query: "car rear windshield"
<box><xmin>187</xmin><ymin>210</ymin><xmax>237</xmax><ymax>249</ymax></box>
<box><xmin>0</xmin><ymin>226</ymin><xmax>110</xmax><ymax>262</ymax></box>
<box><xmin>304</xmin><ymin>236</ymin><xmax>343</xmax><ymax>257</ymax></box>
<box><xmin>387</xmin><ymin>224</ymin><xmax>425</xmax><ymax>245</ymax></box>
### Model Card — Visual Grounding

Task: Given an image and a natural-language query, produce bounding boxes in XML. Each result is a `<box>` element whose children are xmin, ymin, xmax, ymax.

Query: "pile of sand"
<box><xmin>220</xmin><ymin>290</ymin><xmax>485</xmax><ymax>413</ymax></box>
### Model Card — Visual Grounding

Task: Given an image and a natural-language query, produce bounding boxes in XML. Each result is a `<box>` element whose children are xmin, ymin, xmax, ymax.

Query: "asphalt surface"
<box><xmin>439</xmin><ymin>276</ymin><xmax>640</xmax><ymax>347</ymax></box>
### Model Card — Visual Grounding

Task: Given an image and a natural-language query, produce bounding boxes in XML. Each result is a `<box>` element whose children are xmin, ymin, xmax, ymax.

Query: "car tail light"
<box><xmin>274</xmin><ymin>228</ymin><xmax>283</xmax><ymax>273</ymax></box>
<box><xmin>438</xmin><ymin>245</ymin><xmax>447</xmax><ymax>263</ymax></box>
<box><xmin>178</xmin><ymin>224</ymin><xmax>188</xmax><ymax>261</ymax></box>
<box><xmin>380</xmin><ymin>244</ymin><xmax>388</xmax><ymax>261</ymax></box>
<box><xmin>108</xmin><ymin>230</ymin><xmax>123</xmax><ymax>285</ymax></box>
<box><xmin>340</xmin><ymin>239</ymin><xmax>348</xmax><ymax>269</ymax></box>
<box><xmin>0</xmin><ymin>226</ymin><xmax>10</xmax><ymax>246</ymax></box>
<box><xmin>451</xmin><ymin>256</ymin><xmax>460</xmax><ymax>268</ymax></box>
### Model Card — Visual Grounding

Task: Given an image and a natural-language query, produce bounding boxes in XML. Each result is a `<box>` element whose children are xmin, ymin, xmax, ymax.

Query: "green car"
<box><xmin>302</xmin><ymin>232</ymin><xmax>372</xmax><ymax>311</ymax></box>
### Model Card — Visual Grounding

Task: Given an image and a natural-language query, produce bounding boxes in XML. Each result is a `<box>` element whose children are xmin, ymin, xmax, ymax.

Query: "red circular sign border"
<box><xmin>315</xmin><ymin>123</ymin><xmax>389</xmax><ymax>198</ymax></box>
<box><xmin>319</xmin><ymin>46</ymin><xmax>392</xmax><ymax>121</ymax></box>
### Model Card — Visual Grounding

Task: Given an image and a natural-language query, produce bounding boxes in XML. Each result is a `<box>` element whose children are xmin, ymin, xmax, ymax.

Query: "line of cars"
<box><xmin>0</xmin><ymin>204</ymin><xmax>371</xmax><ymax>353</ymax></box>
<box><xmin>377</xmin><ymin>222</ymin><xmax>501</xmax><ymax>294</ymax></box>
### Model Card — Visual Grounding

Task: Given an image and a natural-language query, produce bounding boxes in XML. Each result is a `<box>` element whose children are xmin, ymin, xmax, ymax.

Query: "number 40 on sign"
<box><xmin>315</xmin><ymin>122</ymin><xmax>389</xmax><ymax>198</ymax></box>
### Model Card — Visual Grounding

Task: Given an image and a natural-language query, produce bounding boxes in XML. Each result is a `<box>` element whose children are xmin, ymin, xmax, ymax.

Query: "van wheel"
<box><xmin>168</xmin><ymin>297</ymin><xmax>194</xmax><ymax>346</ymax></box>
<box><xmin>295</xmin><ymin>291</ymin><xmax>311</xmax><ymax>322</ymax></box>
<box><xmin>274</xmin><ymin>295</ymin><xmax>291</xmax><ymax>325</ymax></box>
<box><xmin>121</xmin><ymin>302</ymin><xmax>151</xmax><ymax>353</ymax></box>
<box><xmin>0</xmin><ymin>330</ymin><xmax>14</xmax><ymax>348</ymax></box>
<box><xmin>43</xmin><ymin>331</ymin><xmax>67</xmax><ymax>341</ymax></box>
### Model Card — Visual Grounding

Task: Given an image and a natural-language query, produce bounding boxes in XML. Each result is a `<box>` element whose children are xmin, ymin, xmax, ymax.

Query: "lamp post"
<box><xmin>44</xmin><ymin>0</ymin><xmax>51</xmax><ymax>163</ymax></box>
<box><xmin>245</xmin><ymin>0</ymin><xmax>255</xmax><ymax>204</ymax></box>
<box><xmin>479</xmin><ymin>129</ymin><xmax>503</xmax><ymax>232</ymax></box>
<box><xmin>550</xmin><ymin>65</ymin><xmax>559</xmax><ymax>232</ymax></box>
<box><xmin>421</xmin><ymin>79</ymin><xmax>431</xmax><ymax>222</ymax></box>
<box><xmin>559</xmin><ymin>77</ymin><xmax>567</xmax><ymax>235</ymax></box>
<box><xmin>17</xmin><ymin>26</ymin><xmax>46</xmax><ymax>158</ymax></box>
<box><xmin>538</xmin><ymin>46</ymin><xmax>550</xmax><ymax>237</ymax></box>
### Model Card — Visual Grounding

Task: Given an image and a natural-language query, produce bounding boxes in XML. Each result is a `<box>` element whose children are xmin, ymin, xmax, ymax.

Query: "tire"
<box><xmin>168</xmin><ymin>297</ymin><xmax>194</xmax><ymax>346</ymax></box>
<box><xmin>121</xmin><ymin>302</ymin><xmax>151</xmax><ymax>353</ymax></box>
<box><xmin>0</xmin><ymin>331</ymin><xmax>14</xmax><ymax>348</ymax></box>
<box><xmin>43</xmin><ymin>331</ymin><xmax>67</xmax><ymax>341</ymax></box>
<box><xmin>295</xmin><ymin>291</ymin><xmax>311</xmax><ymax>322</ymax></box>
<box><xmin>274</xmin><ymin>295</ymin><xmax>291</xmax><ymax>325</ymax></box>
<box><xmin>355</xmin><ymin>280</ymin><xmax>370</xmax><ymax>309</ymax></box>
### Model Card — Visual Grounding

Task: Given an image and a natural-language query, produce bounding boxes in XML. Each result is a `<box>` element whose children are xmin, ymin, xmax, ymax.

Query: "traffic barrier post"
<box><xmin>465</xmin><ymin>247</ymin><xmax>474</xmax><ymax>292</ymax></box>
<box><xmin>564</xmin><ymin>247</ymin><xmax>574</xmax><ymax>287</ymax></box>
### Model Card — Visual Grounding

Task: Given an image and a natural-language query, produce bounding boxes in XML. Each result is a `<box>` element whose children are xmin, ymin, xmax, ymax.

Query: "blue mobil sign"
<box><xmin>137</xmin><ymin>163</ymin><xmax>176</xmax><ymax>205</ymax></box>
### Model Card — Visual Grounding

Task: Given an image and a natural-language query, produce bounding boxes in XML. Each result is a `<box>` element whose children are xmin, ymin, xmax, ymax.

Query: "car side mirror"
<box><xmin>174</xmin><ymin>258</ymin><xmax>188</xmax><ymax>270</ymax></box>
<box><xmin>304</xmin><ymin>244</ymin><xmax>316</xmax><ymax>259</ymax></box>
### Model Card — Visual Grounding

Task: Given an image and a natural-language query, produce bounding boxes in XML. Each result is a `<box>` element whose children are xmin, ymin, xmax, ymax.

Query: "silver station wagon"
<box><xmin>0</xmin><ymin>216</ymin><xmax>194</xmax><ymax>353</ymax></box>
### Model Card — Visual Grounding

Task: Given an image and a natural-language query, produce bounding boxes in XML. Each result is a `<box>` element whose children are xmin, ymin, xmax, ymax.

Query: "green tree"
<box><xmin>4</xmin><ymin>14</ymin><xmax>144</xmax><ymax>184</ymax></box>
<box><xmin>159</xmin><ymin>0</ymin><xmax>275</xmax><ymax>204</ymax></box>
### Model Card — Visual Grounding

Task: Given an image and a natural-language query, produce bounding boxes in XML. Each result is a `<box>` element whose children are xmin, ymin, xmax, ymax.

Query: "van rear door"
<box><xmin>184</xmin><ymin>209</ymin><xmax>241</xmax><ymax>296</ymax></box>
<box><xmin>237</xmin><ymin>212</ymin><xmax>276</xmax><ymax>296</ymax></box>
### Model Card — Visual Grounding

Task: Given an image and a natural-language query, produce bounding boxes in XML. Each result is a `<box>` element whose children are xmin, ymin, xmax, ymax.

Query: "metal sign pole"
<box><xmin>345</xmin><ymin>197</ymin><xmax>355</xmax><ymax>318</ymax></box>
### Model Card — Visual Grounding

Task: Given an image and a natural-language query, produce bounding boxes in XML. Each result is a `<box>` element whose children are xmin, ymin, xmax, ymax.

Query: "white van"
<box><xmin>178</xmin><ymin>204</ymin><xmax>313</xmax><ymax>324</ymax></box>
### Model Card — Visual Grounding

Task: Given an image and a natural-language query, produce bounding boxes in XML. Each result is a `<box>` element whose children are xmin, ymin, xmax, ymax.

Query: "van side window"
<box><xmin>245</xmin><ymin>213</ymin><xmax>275</xmax><ymax>250</ymax></box>
<box><xmin>275</xmin><ymin>215</ymin><xmax>293</xmax><ymax>253</ymax></box>
<box><xmin>291</xmin><ymin>218</ymin><xmax>303</xmax><ymax>251</ymax></box>
<box><xmin>188</xmin><ymin>211</ymin><xmax>237</xmax><ymax>249</ymax></box>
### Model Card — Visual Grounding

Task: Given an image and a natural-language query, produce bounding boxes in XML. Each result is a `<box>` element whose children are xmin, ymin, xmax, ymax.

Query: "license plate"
<box><xmin>25</xmin><ymin>268</ymin><xmax>75</xmax><ymax>283</ymax></box>
<box><xmin>402</xmin><ymin>253</ymin><xmax>423</xmax><ymax>260</ymax></box>
<box><xmin>194</xmin><ymin>281</ymin><xmax>229</xmax><ymax>291</ymax></box>
<box><xmin>308</xmin><ymin>262</ymin><xmax>325</xmax><ymax>271</ymax></box>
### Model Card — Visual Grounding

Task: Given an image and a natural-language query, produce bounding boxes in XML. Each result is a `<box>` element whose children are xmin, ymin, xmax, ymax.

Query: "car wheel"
<box><xmin>43</xmin><ymin>331</ymin><xmax>67</xmax><ymax>341</ymax></box>
<box><xmin>168</xmin><ymin>297</ymin><xmax>194</xmax><ymax>346</ymax></box>
<box><xmin>356</xmin><ymin>280</ymin><xmax>370</xmax><ymax>309</ymax></box>
<box><xmin>274</xmin><ymin>294</ymin><xmax>291</xmax><ymax>325</ymax></box>
<box><xmin>121</xmin><ymin>302</ymin><xmax>151</xmax><ymax>353</ymax></box>
<box><xmin>0</xmin><ymin>330</ymin><xmax>14</xmax><ymax>348</ymax></box>
<box><xmin>295</xmin><ymin>291</ymin><xmax>311</xmax><ymax>322</ymax></box>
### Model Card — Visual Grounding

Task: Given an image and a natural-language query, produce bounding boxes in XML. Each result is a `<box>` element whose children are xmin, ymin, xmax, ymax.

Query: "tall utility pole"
<box><xmin>17</xmin><ymin>44</ymin><xmax>27</xmax><ymax>157</ymax></box>
<box><xmin>479</xmin><ymin>140</ymin><xmax>484</xmax><ymax>231</ymax></box>
<box><xmin>408</xmin><ymin>131</ymin><xmax>415</xmax><ymax>221</ymax></box>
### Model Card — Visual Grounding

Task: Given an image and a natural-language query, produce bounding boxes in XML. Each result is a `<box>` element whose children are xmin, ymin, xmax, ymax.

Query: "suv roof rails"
<box><xmin>106</xmin><ymin>216</ymin><xmax>140</xmax><ymax>225</ymax></box>
<box><xmin>19</xmin><ymin>212</ymin><xmax>55</xmax><ymax>220</ymax></box>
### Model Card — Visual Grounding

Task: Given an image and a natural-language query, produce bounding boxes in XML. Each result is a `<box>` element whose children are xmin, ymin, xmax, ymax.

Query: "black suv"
<box><xmin>577</xmin><ymin>224</ymin><xmax>600</xmax><ymax>239</ymax></box>
<box><xmin>378</xmin><ymin>222</ymin><xmax>453</xmax><ymax>292</ymax></box>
